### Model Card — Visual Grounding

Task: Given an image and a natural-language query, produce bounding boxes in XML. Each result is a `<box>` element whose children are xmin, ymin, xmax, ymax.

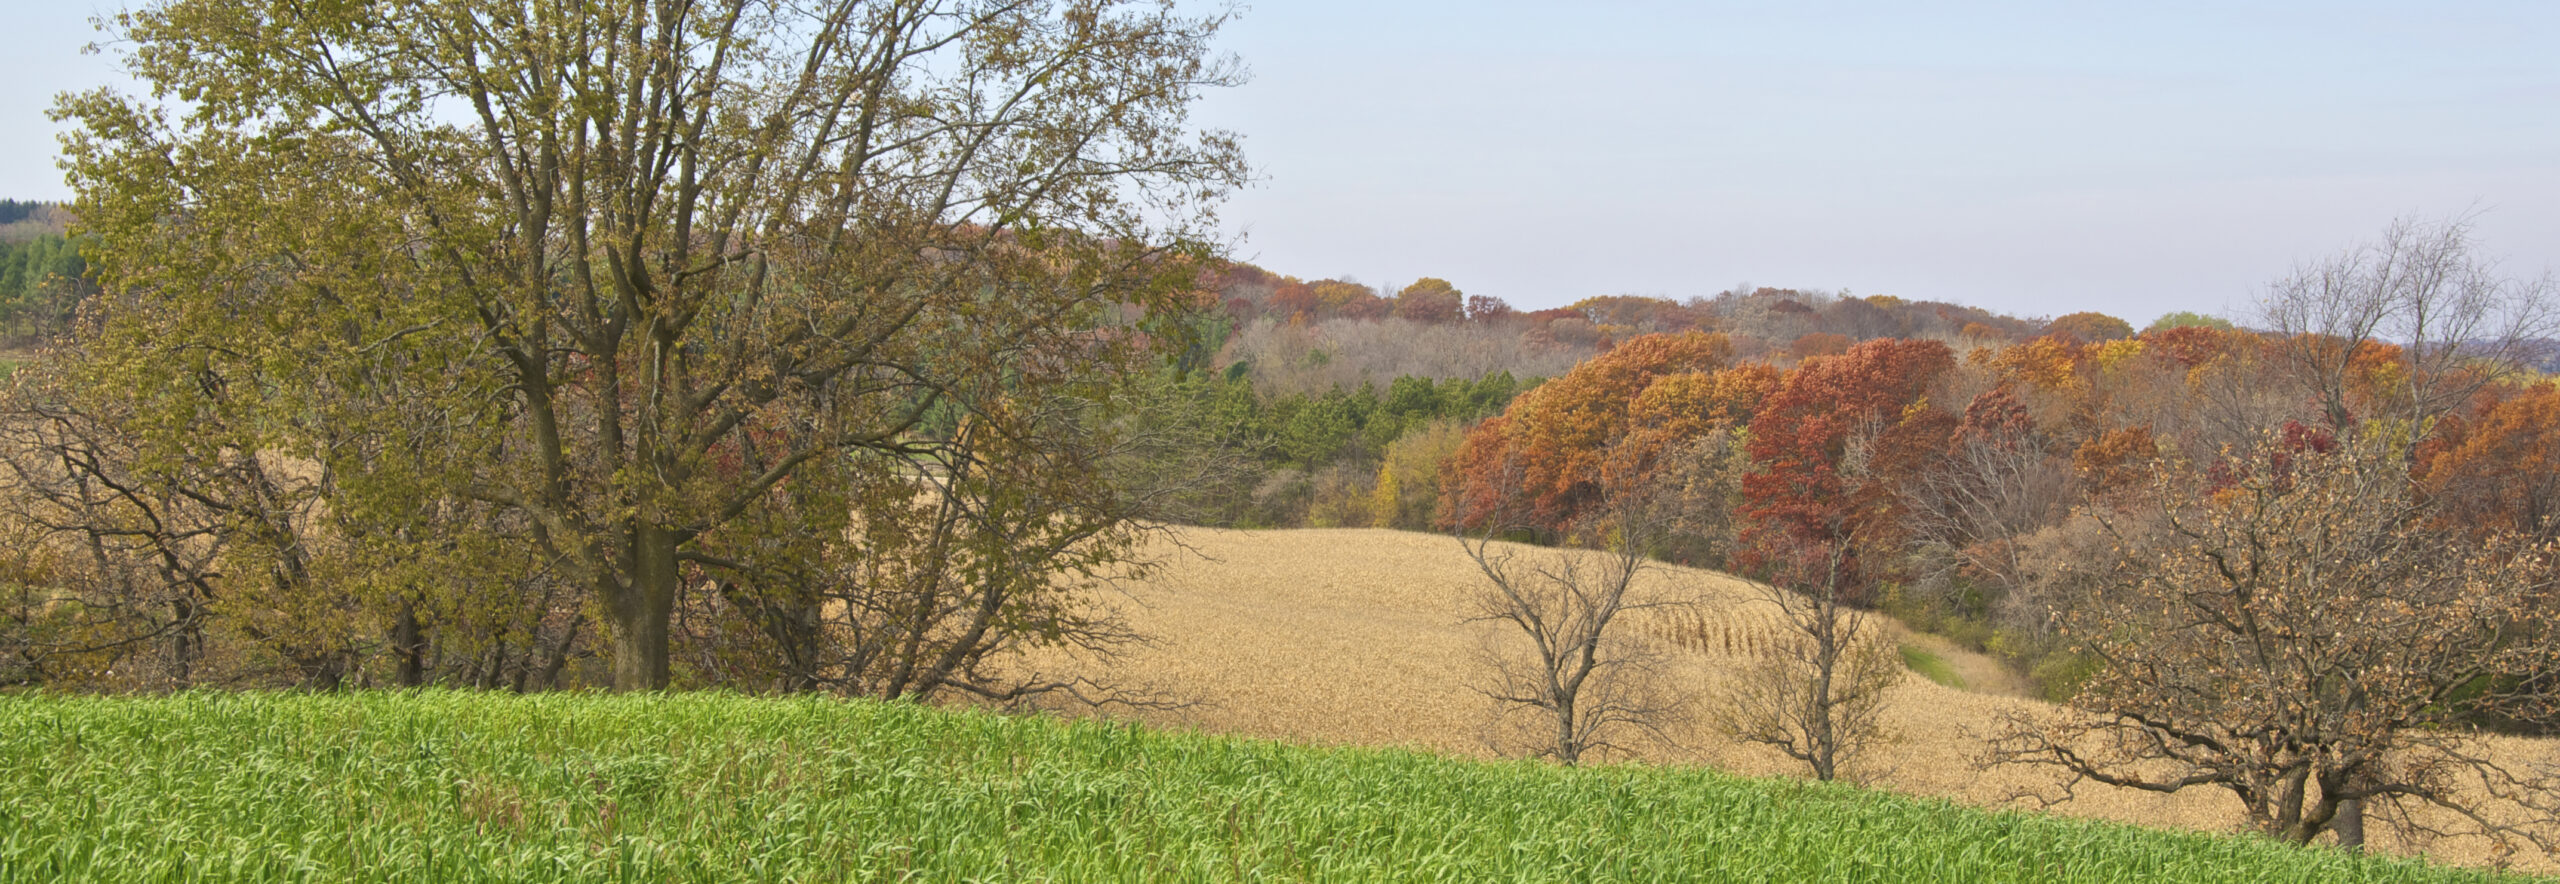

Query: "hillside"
<box><xmin>1021</xmin><ymin>527</ymin><xmax>2560</xmax><ymax>873</ymax></box>
<box><xmin>0</xmin><ymin>691</ymin><xmax>2508</xmax><ymax>882</ymax></box>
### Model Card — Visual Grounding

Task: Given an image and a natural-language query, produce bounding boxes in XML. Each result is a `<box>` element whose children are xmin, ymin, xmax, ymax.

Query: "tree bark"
<box><xmin>2333</xmin><ymin>798</ymin><xmax>2366</xmax><ymax>850</ymax></box>
<box><xmin>392</xmin><ymin>598</ymin><xmax>425</xmax><ymax>688</ymax></box>
<box><xmin>608</xmin><ymin>523</ymin><xmax>679</xmax><ymax>691</ymax></box>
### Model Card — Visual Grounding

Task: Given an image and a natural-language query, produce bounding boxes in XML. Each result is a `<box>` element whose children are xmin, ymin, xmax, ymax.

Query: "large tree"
<box><xmin>1991</xmin><ymin>431</ymin><xmax>2560</xmax><ymax>850</ymax></box>
<box><xmin>58</xmin><ymin>0</ymin><xmax>1246</xmax><ymax>689</ymax></box>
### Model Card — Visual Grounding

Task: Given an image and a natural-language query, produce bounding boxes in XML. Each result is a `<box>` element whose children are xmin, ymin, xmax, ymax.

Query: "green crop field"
<box><xmin>0</xmin><ymin>691</ymin><xmax>2523</xmax><ymax>882</ymax></box>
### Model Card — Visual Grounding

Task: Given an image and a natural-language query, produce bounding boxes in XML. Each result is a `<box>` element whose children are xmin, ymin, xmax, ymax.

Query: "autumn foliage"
<box><xmin>1736</xmin><ymin>339</ymin><xmax>1956</xmax><ymax>594</ymax></box>
<box><xmin>1441</xmin><ymin>332</ymin><xmax>1733</xmax><ymax>535</ymax></box>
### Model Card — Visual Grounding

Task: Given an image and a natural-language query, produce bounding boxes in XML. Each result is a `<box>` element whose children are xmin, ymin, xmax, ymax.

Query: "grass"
<box><xmin>1900</xmin><ymin>643</ymin><xmax>1967</xmax><ymax>689</ymax></box>
<box><xmin>0</xmin><ymin>691</ymin><xmax>2524</xmax><ymax>883</ymax></box>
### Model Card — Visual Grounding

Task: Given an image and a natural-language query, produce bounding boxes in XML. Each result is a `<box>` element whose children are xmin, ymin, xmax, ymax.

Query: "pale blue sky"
<box><xmin>9</xmin><ymin>1</ymin><xmax>2556</xmax><ymax>324</ymax></box>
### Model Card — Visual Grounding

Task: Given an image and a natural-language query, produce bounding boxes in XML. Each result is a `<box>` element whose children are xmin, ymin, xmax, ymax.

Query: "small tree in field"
<box><xmin>1456</xmin><ymin>456</ymin><xmax>1682</xmax><ymax>765</ymax></box>
<box><xmin>1991</xmin><ymin>430</ymin><xmax>2560</xmax><ymax>851</ymax></box>
<box><xmin>1719</xmin><ymin>534</ymin><xmax>1903</xmax><ymax>782</ymax></box>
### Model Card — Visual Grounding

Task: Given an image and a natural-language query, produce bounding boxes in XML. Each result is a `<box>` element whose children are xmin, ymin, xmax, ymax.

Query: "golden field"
<box><xmin>1028</xmin><ymin>527</ymin><xmax>2560</xmax><ymax>873</ymax></box>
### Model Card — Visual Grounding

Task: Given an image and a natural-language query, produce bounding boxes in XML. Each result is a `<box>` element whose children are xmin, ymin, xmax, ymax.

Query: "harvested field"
<box><xmin>1028</xmin><ymin>527</ymin><xmax>2560</xmax><ymax>874</ymax></box>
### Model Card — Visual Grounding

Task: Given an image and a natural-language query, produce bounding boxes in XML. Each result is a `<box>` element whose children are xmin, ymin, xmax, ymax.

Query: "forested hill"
<box><xmin>0</xmin><ymin>200</ymin><xmax>86</xmax><ymax>345</ymax></box>
<box><xmin>1200</xmin><ymin>260</ymin><xmax>2176</xmax><ymax>397</ymax></box>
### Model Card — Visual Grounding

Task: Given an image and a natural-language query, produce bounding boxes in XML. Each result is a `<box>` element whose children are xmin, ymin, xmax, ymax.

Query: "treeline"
<box><xmin>1202</xmin><ymin>261</ymin><xmax>2083</xmax><ymax>387</ymax></box>
<box><xmin>1386</xmin><ymin>281</ymin><xmax>2560</xmax><ymax>707</ymax></box>
<box><xmin>1129</xmin><ymin>367</ymin><xmax>1537</xmax><ymax>530</ymax></box>
<box><xmin>0</xmin><ymin>201</ymin><xmax>92</xmax><ymax>344</ymax></box>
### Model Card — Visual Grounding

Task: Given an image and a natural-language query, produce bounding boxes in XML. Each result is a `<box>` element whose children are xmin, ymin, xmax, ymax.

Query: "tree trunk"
<box><xmin>2333</xmin><ymin>798</ymin><xmax>2366</xmax><ymax>850</ymax></box>
<box><xmin>2274</xmin><ymin>768</ymin><xmax>2308</xmax><ymax>833</ymax></box>
<box><xmin>608</xmin><ymin>523</ymin><xmax>678</xmax><ymax>691</ymax></box>
<box><xmin>1555</xmin><ymin>690</ymin><xmax>1579</xmax><ymax>766</ymax></box>
<box><xmin>392</xmin><ymin>598</ymin><xmax>425</xmax><ymax>687</ymax></box>
<box><xmin>535</xmin><ymin>615</ymin><xmax>582</xmax><ymax>691</ymax></box>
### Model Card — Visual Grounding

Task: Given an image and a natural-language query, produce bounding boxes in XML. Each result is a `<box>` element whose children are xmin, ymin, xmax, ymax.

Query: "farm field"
<box><xmin>1019</xmin><ymin>527</ymin><xmax>2560</xmax><ymax>874</ymax></box>
<box><xmin>0</xmin><ymin>690</ymin><xmax>2513</xmax><ymax>883</ymax></box>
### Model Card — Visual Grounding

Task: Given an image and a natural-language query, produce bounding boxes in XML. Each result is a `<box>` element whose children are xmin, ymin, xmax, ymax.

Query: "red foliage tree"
<box><xmin>2141</xmin><ymin>323</ymin><xmax>2259</xmax><ymax>369</ymax></box>
<box><xmin>1267</xmin><ymin>278</ymin><xmax>1319</xmax><ymax>322</ymax></box>
<box><xmin>1788</xmin><ymin>332</ymin><xmax>1852</xmax><ymax>360</ymax></box>
<box><xmin>1739</xmin><ymin>338</ymin><xmax>1957</xmax><ymax>596</ymax></box>
<box><xmin>1465</xmin><ymin>294</ymin><xmax>1516</xmax><ymax>323</ymax></box>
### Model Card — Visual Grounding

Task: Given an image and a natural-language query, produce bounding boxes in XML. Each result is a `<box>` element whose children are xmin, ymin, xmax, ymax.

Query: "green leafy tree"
<box><xmin>2144</xmin><ymin>310</ymin><xmax>2234</xmax><ymax>332</ymax></box>
<box><xmin>58</xmin><ymin>0</ymin><xmax>1246</xmax><ymax>690</ymax></box>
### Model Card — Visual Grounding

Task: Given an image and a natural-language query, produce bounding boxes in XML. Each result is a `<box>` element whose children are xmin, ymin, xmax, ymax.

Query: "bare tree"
<box><xmin>1719</xmin><ymin>532</ymin><xmax>1904</xmax><ymax>782</ymax></box>
<box><xmin>1457</xmin><ymin>464</ymin><xmax>1682</xmax><ymax>765</ymax></box>
<box><xmin>1898</xmin><ymin>385</ymin><xmax>2077</xmax><ymax>601</ymax></box>
<box><xmin>1988</xmin><ymin>431</ymin><xmax>2560</xmax><ymax>851</ymax></box>
<box><xmin>2260</xmin><ymin>215</ymin><xmax>2559</xmax><ymax>435</ymax></box>
<box><xmin>0</xmin><ymin>382</ymin><xmax>226</xmax><ymax>689</ymax></box>
<box><xmin>0</xmin><ymin>349</ymin><xmax>590</xmax><ymax>692</ymax></box>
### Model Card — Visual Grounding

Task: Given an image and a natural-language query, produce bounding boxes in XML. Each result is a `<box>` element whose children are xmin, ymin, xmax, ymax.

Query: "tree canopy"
<box><xmin>54</xmin><ymin>0</ymin><xmax>1247</xmax><ymax>690</ymax></box>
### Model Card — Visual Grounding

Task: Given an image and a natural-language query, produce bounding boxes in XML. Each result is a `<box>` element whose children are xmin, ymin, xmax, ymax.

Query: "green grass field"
<box><xmin>0</xmin><ymin>691</ymin><xmax>2521</xmax><ymax>882</ymax></box>
<box><xmin>1898</xmin><ymin>644</ymin><xmax>1966</xmax><ymax>690</ymax></box>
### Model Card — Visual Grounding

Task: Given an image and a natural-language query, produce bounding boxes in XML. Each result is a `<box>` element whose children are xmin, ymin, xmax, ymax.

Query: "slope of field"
<box><xmin>0</xmin><ymin>691</ymin><xmax>2506</xmax><ymax>883</ymax></box>
<box><xmin>1033</xmin><ymin>527</ymin><xmax>2560</xmax><ymax>873</ymax></box>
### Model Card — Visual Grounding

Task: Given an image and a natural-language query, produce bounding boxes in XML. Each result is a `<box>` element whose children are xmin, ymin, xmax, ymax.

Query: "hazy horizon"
<box><xmin>7</xmin><ymin>1</ymin><xmax>2555</xmax><ymax>327</ymax></box>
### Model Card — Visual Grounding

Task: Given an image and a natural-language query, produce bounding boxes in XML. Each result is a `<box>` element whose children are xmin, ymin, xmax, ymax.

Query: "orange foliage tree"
<box><xmin>1442</xmin><ymin>332</ymin><xmax>1732</xmax><ymax>535</ymax></box>
<box><xmin>2045</xmin><ymin>311</ymin><xmax>2133</xmax><ymax>342</ymax></box>
<box><xmin>1394</xmin><ymin>278</ymin><xmax>1465</xmax><ymax>324</ymax></box>
<box><xmin>2424</xmin><ymin>382</ymin><xmax>2560</xmax><ymax>540</ymax></box>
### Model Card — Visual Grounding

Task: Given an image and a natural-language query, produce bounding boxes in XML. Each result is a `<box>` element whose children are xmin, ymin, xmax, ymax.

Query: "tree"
<box><xmin>61</xmin><ymin>0</ymin><xmax>1246</xmax><ymax>690</ymax></box>
<box><xmin>2145</xmin><ymin>311</ymin><xmax>2234</xmax><ymax>333</ymax></box>
<box><xmin>2045</xmin><ymin>312</ymin><xmax>2134</xmax><ymax>342</ymax></box>
<box><xmin>700</xmin><ymin>378</ymin><xmax>1196</xmax><ymax>702</ymax></box>
<box><xmin>1372</xmin><ymin>418</ymin><xmax>1467</xmax><ymax>531</ymax></box>
<box><xmin>1739</xmin><ymin>337</ymin><xmax>1955</xmax><ymax>597</ymax></box>
<box><xmin>0</xmin><ymin>271</ymin><xmax>588</xmax><ymax>691</ymax></box>
<box><xmin>1443</xmin><ymin>331</ymin><xmax>1730</xmax><ymax>535</ymax></box>
<box><xmin>1313</xmin><ymin>279</ymin><xmax>1386</xmax><ymax>320</ymax></box>
<box><xmin>1898</xmin><ymin>385</ymin><xmax>2076</xmax><ymax>599</ymax></box>
<box><xmin>1719</xmin><ymin>533</ymin><xmax>1903</xmax><ymax>782</ymax></box>
<box><xmin>1393</xmin><ymin>278</ymin><xmax>1464</xmax><ymax>324</ymax></box>
<box><xmin>2423</xmin><ymin>382</ymin><xmax>2560</xmax><ymax>541</ymax></box>
<box><xmin>1990</xmin><ymin>432</ymin><xmax>2560</xmax><ymax>850</ymax></box>
<box><xmin>1456</xmin><ymin>472</ymin><xmax>1683</xmax><ymax>766</ymax></box>
<box><xmin>2259</xmin><ymin>216</ymin><xmax>2557</xmax><ymax>435</ymax></box>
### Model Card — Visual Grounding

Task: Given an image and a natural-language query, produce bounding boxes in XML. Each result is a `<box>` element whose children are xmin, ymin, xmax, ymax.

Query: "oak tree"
<box><xmin>1991</xmin><ymin>432</ymin><xmax>2560</xmax><ymax>850</ymax></box>
<box><xmin>60</xmin><ymin>0</ymin><xmax>1246</xmax><ymax>690</ymax></box>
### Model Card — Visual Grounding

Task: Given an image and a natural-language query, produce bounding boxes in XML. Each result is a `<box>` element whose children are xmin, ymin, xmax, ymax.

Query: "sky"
<box><xmin>7</xmin><ymin>1</ymin><xmax>2556</xmax><ymax>325</ymax></box>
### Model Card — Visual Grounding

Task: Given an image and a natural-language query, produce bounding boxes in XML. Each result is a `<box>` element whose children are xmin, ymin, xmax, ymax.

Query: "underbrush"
<box><xmin>0</xmin><ymin>691</ymin><xmax>2519</xmax><ymax>882</ymax></box>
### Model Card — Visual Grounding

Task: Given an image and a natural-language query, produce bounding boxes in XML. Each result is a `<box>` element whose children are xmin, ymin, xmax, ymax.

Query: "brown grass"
<box><xmin>1023</xmin><ymin>526</ymin><xmax>2560</xmax><ymax>873</ymax></box>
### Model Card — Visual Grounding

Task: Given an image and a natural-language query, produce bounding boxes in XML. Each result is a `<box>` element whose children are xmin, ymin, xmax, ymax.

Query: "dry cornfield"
<box><xmin>1022</xmin><ymin>526</ymin><xmax>2560</xmax><ymax>874</ymax></box>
